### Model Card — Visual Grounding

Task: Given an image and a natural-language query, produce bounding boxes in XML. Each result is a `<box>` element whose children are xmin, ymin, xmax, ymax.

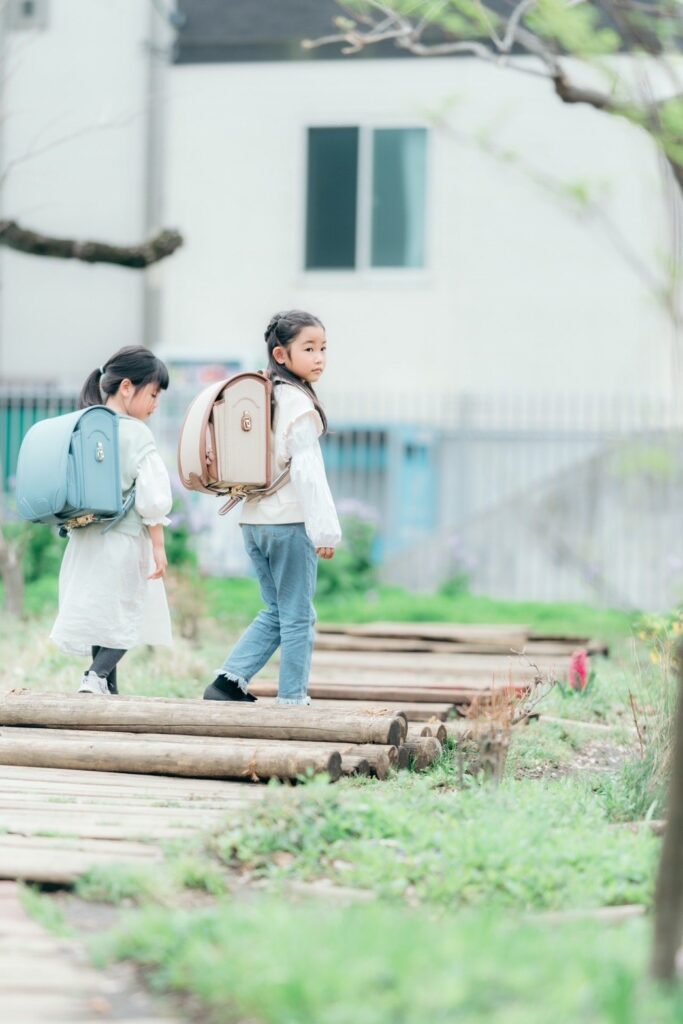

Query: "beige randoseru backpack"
<box><xmin>177</xmin><ymin>371</ymin><xmax>294</xmax><ymax>515</ymax></box>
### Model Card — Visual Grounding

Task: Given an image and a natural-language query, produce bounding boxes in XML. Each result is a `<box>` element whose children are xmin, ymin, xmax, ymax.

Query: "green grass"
<box><xmin>4</xmin><ymin>577</ymin><xmax>670</xmax><ymax>1023</ymax></box>
<box><xmin>12</xmin><ymin>574</ymin><xmax>637</xmax><ymax>645</ymax></box>
<box><xmin>205</xmin><ymin>578</ymin><xmax>635</xmax><ymax>643</ymax></box>
<box><xmin>74</xmin><ymin>863</ymin><xmax>171</xmax><ymax>905</ymax></box>
<box><xmin>96</xmin><ymin>901</ymin><xmax>683</xmax><ymax>1024</ymax></box>
<box><xmin>216</xmin><ymin>774</ymin><xmax>658</xmax><ymax>911</ymax></box>
<box><xmin>20</xmin><ymin>884</ymin><xmax>73</xmax><ymax>937</ymax></box>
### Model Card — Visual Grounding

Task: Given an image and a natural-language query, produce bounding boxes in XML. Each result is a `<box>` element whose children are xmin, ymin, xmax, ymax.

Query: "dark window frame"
<box><xmin>304</xmin><ymin>123</ymin><xmax>429</xmax><ymax>274</ymax></box>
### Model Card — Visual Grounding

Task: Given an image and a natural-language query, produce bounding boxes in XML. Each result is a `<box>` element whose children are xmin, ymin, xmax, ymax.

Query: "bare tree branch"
<box><xmin>0</xmin><ymin>220</ymin><xmax>183</xmax><ymax>268</ymax></box>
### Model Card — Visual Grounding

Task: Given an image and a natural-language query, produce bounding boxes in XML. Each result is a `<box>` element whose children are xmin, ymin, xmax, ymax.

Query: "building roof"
<box><xmin>174</xmin><ymin>0</ymin><xmax>415</xmax><ymax>63</ymax></box>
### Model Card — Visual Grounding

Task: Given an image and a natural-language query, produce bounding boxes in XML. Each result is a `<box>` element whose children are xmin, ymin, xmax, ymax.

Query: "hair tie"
<box><xmin>99</xmin><ymin>366</ymin><xmax>105</xmax><ymax>376</ymax></box>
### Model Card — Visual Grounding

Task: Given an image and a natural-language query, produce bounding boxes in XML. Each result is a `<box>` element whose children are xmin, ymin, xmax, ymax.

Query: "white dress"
<box><xmin>50</xmin><ymin>416</ymin><xmax>173</xmax><ymax>657</ymax></box>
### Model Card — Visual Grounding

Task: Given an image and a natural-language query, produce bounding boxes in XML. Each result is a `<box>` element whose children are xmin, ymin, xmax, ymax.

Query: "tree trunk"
<box><xmin>652</xmin><ymin>638</ymin><xmax>683</xmax><ymax>981</ymax></box>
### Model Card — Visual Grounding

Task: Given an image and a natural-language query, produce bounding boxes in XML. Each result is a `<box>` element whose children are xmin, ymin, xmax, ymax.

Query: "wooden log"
<box><xmin>340</xmin><ymin>756</ymin><xmax>371</xmax><ymax>777</ymax></box>
<box><xmin>0</xmin><ymin>728</ymin><xmax>397</xmax><ymax>769</ymax></box>
<box><xmin>317</xmin><ymin>622</ymin><xmax>530</xmax><ymax>646</ymax></box>
<box><xmin>0</xmin><ymin>833</ymin><xmax>160</xmax><ymax>858</ymax></box>
<box><xmin>0</xmin><ymin>732</ymin><xmax>341</xmax><ymax>782</ymax></box>
<box><xmin>0</xmin><ymin>813</ymin><xmax>193</xmax><ymax>841</ymax></box>
<box><xmin>293</xmin><ymin>699</ymin><xmax>454</xmax><ymax>721</ymax></box>
<box><xmin>406</xmin><ymin>722</ymin><xmax>430</xmax><ymax>740</ymax></box>
<box><xmin>0</xmin><ymin>693</ymin><xmax>405</xmax><ymax>747</ymax></box>
<box><xmin>441</xmin><ymin>720</ymin><xmax>473</xmax><ymax>742</ymax></box>
<box><xmin>308</xmin><ymin>670</ymin><xmax>536</xmax><ymax>689</ymax></box>
<box><xmin>0</xmin><ymin>850</ymin><xmax>151</xmax><ymax>885</ymax></box>
<box><xmin>0</xmin><ymin>763</ymin><xmax>265</xmax><ymax>796</ymax></box>
<box><xmin>397</xmin><ymin>737</ymin><xmax>443</xmax><ymax>770</ymax></box>
<box><xmin>311</xmin><ymin>650</ymin><xmax>558</xmax><ymax>675</ymax></box>
<box><xmin>357</xmin><ymin>750</ymin><xmax>391</xmax><ymax>780</ymax></box>
<box><xmin>406</xmin><ymin>721</ymin><xmax>447</xmax><ymax>743</ymax></box>
<box><xmin>315</xmin><ymin>635</ymin><xmax>531</xmax><ymax>655</ymax></box>
<box><xmin>251</xmin><ymin>681</ymin><xmax>528</xmax><ymax>703</ymax></box>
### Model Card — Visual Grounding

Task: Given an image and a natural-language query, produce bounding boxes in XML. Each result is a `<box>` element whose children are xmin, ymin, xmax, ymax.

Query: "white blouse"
<box><xmin>135</xmin><ymin>449</ymin><xmax>173</xmax><ymax>526</ymax></box>
<box><xmin>287</xmin><ymin>412</ymin><xmax>342</xmax><ymax>549</ymax></box>
<box><xmin>239</xmin><ymin>383</ymin><xmax>342</xmax><ymax>550</ymax></box>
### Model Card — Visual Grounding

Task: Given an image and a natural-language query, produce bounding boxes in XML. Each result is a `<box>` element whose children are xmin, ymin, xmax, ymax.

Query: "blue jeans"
<box><xmin>219</xmin><ymin>524</ymin><xmax>318</xmax><ymax>705</ymax></box>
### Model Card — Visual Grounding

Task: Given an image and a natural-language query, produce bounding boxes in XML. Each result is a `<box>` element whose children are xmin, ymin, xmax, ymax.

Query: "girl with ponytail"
<box><xmin>51</xmin><ymin>346</ymin><xmax>173</xmax><ymax>695</ymax></box>
<box><xmin>204</xmin><ymin>309</ymin><xmax>341</xmax><ymax>706</ymax></box>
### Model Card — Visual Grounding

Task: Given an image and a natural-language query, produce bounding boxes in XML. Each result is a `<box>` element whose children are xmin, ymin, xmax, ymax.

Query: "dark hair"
<box><xmin>79</xmin><ymin>345</ymin><xmax>170</xmax><ymax>410</ymax></box>
<box><xmin>265</xmin><ymin>309</ymin><xmax>328</xmax><ymax>433</ymax></box>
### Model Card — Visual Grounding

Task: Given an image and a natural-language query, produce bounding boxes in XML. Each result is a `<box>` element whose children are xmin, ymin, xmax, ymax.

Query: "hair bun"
<box><xmin>264</xmin><ymin>314</ymin><xmax>283</xmax><ymax>343</ymax></box>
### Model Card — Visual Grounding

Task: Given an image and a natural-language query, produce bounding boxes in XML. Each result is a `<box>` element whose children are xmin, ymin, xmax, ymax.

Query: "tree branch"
<box><xmin>0</xmin><ymin>221</ymin><xmax>183</xmax><ymax>268</ymax></box>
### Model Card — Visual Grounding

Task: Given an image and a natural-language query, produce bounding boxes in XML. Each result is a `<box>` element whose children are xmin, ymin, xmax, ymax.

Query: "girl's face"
<box><xmin>274</xmin><ymin>325</ymin><xmax>327</xmax><ymax>383</ymax></box>
<box><xmin>110</xmin><ymin>380</ymin><xmax>162</xmax><ymax>420</ymax></box>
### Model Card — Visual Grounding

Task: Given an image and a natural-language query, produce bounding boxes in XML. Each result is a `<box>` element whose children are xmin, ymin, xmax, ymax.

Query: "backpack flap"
<box><xmin>214</xmin><ymin>374</ymin><xmax>270</xmax><ymax>488</ymax></box>
<box><xmin>74</xmin><ymin>407</ymin><xmax>122</xmax><ymax>516</ymax></box>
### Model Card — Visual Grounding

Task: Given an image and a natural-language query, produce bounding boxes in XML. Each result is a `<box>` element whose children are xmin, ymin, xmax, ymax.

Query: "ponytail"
<box><xmin>79</xmin><ymin>367</ymin><xmax>105</xmax><ymax>409</ymax></box>
<box><xmin>78</xmin><ymin>346</ymin><xmax>169</xmax><ymax>410</ymax></box>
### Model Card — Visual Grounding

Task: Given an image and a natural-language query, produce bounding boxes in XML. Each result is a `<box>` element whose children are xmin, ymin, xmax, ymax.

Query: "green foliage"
<box><xmin>75</xmin><ymin>863</ymin><xmax>169</xmax><ymax>905</ymax></box>
<box><xmin>95</xmin><ymin>901</ymin><xmax>683</xmax><ymax>1023</ymax></box>
<box><xmin>170</xmin><ymin>855</ymin><xmax>228</xmax><ymax>896</ymax></box>
<box><xmin>165</xmin><ymin>499</ymin><xmax>198</xmax><ymax>569</ymax></box>
<box><xmin>218</xmin><ymin>777</ymin><xmax>657</xmax><ymax>911</ymax></box>
<box><xmin>315</xmin><ymin>511</ymin><xmax>378</xmax><ymax>600</ymax></box>
<box><xmin>20</xmin><ymin>884</ymin><xmax>73</xmax><ymax>937</ymax></box>
<box><xmin>657</xmin><ymin>96</ymin><xmax>683</xmax><ymax>167</ymax></box>
<box><xmin>524</xmin><ymin>0</ymin><xmax>621</xmax><ymax>55</ymax></box>
<box><xmin>14</xmin><ymin>524</ymin><xmax>65</xmax><ymax>583</ymax></box>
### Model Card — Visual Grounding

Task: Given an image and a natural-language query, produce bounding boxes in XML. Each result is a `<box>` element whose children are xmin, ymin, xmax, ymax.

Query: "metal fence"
<box><xmin>3</xmin><ymin>384</ymin><xmax>680</xmax><ymax>609</ymax></box>
<box><xmin>320</xmin><ymin>393</ymin><xmax>683</xmax><ymax>610</ymax></box>
<box><xmin>0</xmin><ymin>387</ymin><xmax>77</xmax><ymax>492</ymax></box>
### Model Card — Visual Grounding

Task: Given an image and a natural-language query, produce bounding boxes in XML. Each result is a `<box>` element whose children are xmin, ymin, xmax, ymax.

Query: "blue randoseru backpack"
<box><xmin>15</xmin><ymin>405</ymin><xmax>134</xmax><ymax>536</ymax></box>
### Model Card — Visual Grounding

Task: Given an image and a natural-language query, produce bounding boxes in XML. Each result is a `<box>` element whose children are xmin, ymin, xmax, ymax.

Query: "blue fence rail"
<box><xmin>0</xmin><ymin>388</ymin><xmax>77</xmax><ymax>493</ymax></box>
<box><xmin>4</xmin><ymin>385</ymin><xmax>682</xmax><ymax>607</ymax></box>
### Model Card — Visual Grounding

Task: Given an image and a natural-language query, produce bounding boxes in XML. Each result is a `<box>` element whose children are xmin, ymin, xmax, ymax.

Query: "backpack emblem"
<box><xmin>241</xmin><ymin>412</ymin><xmax>252</xmax><ymax>432</ymax></box>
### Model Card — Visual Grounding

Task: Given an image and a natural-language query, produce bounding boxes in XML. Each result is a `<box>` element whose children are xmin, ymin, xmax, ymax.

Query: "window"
<box><xmin>305</xmin><ymin>126</ymin><xmax>427</xmax><ymax>271</ymax></box>
<box><xmin>7</xmin><ymin>0</ymin><xmax>48</xmax><ymax>30</ymax></box>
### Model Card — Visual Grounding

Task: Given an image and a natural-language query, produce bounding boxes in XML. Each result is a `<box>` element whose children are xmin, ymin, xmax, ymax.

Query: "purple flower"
<box><xmin>337</xmin><ymin>498</ymin><xmax>380</xmax><ymax>525</ymax></box>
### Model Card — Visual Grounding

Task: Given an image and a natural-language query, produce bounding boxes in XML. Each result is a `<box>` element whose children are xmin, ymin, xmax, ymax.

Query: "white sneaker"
<box><xmin>78</xmin><ymin>671</ymin><xmax>110</xmax><ymax>695</ymax></box>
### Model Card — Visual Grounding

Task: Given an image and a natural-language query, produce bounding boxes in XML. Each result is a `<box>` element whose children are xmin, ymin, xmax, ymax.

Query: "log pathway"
<box><xmin>0</xmin><ymin>880</ymin><xmax>180</xmax><ymax>1022</ymax></box>
<box><xmin>0</xmin><ymin>622</ymin><xmax>603</xmax><ymax>886</ymax></box>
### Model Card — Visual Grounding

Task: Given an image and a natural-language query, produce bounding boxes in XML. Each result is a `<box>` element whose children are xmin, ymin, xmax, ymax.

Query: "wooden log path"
<box><xmin>0</xmin><ymin>880</ymin><xmax>180</xmax><ymax>1022</ymax></box>
<box><xmin>293</xmin><ymin>621</ymin><xmax>607</xmax><ymax>723</ymax></box>
<box><xmin>0</xmin><ymin>692</ymin><xmax>443</xmax><ymax>883</ymax></box>
<box><xmin>0</xmin><ymin>622</ymin><xmax>604</xmax><ymax>885</ymax></box>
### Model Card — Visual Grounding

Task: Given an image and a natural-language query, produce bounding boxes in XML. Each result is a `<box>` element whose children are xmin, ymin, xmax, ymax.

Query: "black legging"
<box><xmin>89</xmin><ymin>646</ymin><xmax>126</xmax><ymax>695</ymax></box>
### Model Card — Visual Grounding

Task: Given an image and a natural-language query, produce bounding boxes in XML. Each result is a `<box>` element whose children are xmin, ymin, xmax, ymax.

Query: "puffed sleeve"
<box><xmin>285</xmin><ymin>411</ymin><xmax>342</xmax><ymax>549</ymax></box>
<box><xmin>134</xmin><ymin>450</ymin><xmax>173</xmax><ymax>526</ymax></box>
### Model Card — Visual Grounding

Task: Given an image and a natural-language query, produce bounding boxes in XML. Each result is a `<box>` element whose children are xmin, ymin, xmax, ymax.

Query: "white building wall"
<box><xmin>0</xmin><ymin>0</ymin><xmax>153</xmax><ymax>385</ymax></box>
<box><xmin>160</xmin><ymin>55</ymin><xmax>673</xmax><ymax>403</ymax></box>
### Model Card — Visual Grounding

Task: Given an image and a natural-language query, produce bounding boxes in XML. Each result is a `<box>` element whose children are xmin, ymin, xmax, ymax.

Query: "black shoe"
<box><xmin>203</xmin><ymin>675</ymin><xmax>257</xmax><ymax>702</ymax></box>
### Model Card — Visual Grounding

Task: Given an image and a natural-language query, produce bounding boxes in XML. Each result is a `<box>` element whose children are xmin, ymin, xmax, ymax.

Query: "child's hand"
<box><xmin>316</xmin><ymin>547</ymin><xmax>335</xmax><ymax>560</ymax></box>
<box><xmin>148</xmin><ymin>543</ymin><xmax>168</xmax><ymax>579</ymax></box>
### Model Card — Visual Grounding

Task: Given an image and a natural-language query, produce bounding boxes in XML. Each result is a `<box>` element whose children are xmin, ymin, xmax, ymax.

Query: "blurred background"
<box><xmin>0</xmin><ymin>0</ymin><xmax>681</xmax><ymax>609</ymax></box>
